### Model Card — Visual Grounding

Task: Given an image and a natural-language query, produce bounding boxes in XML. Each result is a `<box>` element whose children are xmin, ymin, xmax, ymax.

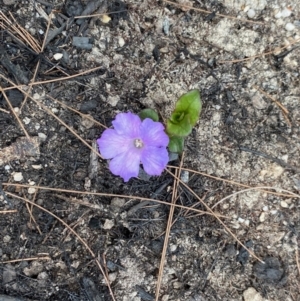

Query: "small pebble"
<box><xmin>173</xmin><ymin>281</ymin><xmax>183</xmax><ymax>289</ymax></box>
<box><xmin>28</xmin><ymin>187</ymin><xmax>36</xmax><ymax>194</ymax></box>
<box><xmin>180</xmin><ymin>170</ymin><xmax>189</xmax><ymax>183</ymax></box>
<box><xmin>238</xmin><ymin>217</ymin><xmax>245</xmax><ymax>223</ymax></box>
<box><xmin>103</xmin><ymin>219</ymin><xmax>114</xmax><ymax>230</ymax></box>
<box><xmin>281</xmin><ymin>8</ymin><xmax>292</xmax><ymax>18</ymax></box>
<box><xmin>247</xmin><ymin>9</ymin><xmax>256</xmax><ymax>19</ymax></box>
<box><xmin>280</xmin><ymin>200</ymin><xmax>289</xmax><ymax>208</ymax></box>
<box><xmin>3</xmin><ymin>235</ymin><xmax>11</xmax><ymax>243</ymax></box>
<box><xmin>53</xmin><ymin>53</ymin><xmax>63</xmax><ymax>60</ymax></box>
<box><xmin>222</xmin><ymin>203</ymin><xmax>229</xmax><ymax>209</ymax></box>
<box><xmin>100</xmin><ymin>14</ymin><xmax>111</xmax><ymax>23</ymax></box>
<box><xmin>163</xmin><ymin>17</ymin><xmax>170</xmax><ymax>35</ymax></box>
<box><xmin>23</xmin><ymin>262</ymin><xmax>43</xmax><ymax>277</ymax></box>
<box><xmin>169</xmin><ymin>244</ymin><xmax>177</xmax><ymax>252</ymax></box>
<box><xmin>110</xmin><ymin>197</ymin><xmax>125</xmax><ymax>212</ymax></box>
<box><xmin>243</xmin><ymin>287</ymin><xmax>264</xmax><ymax>301</ymax></box>
<box><xmin>33</xmin><ymin>93</ymin><xmax>41</xmax><ymax>100</ymax></box>
<box><xmin>107</xmin><ymin>95</ymin><xmax>120</xmax><ymax>107</ymax></box>
<box><xmin>259</xmin><ymin>212</ymin><xmax>266</xmax><ymax>222</ymax></box>
<box><xmin>274</xmin><ymin>11</ymin><xmax>282</xmax><ymax>19</ymax></box>
<box><xmin>285</xmin><ymin>23</ymin><xmax>295</xmax><ymax>31</ymax></box>
<box><xmin>108</xmin><ymin>272</ymin><xmax>117</xmax><ymax>282</ymax></box>
<box><xmin>38</xmin><ymin>133</ymin><xmax>47</xmax><ymax>141</ymax></box>
<box><xmin>32</xmin><ymin>164</ymin><xmax>43</xmax><ymax>170</ymax></box>
<box><xmin>23</xmin><ymin>117</ymin><xmax>31</xmax><ymax>125</ymax></box>
<box><xmin>262</xmin><ymin>205</ymin><xmax>269</xmax><ymax>211</ymax></box>
<box><xmin>118</xmin><ymin>37</ymin><xmax>125</xmax><ymax>47</ymax></box>
<box><xmin>5</xmin><ymin>165</ymin><xmax>10</xmax><ymax>170</ymax></box>
<box><xmin>29</xmin><ymin>28</ymin><xmax>36</xmax><ymax>35</ymax></box>
<box><xmin>256</xmin><ymin>224</ymin><xmax>264</xmax><ymax>231</ymax></box>
<box><xmin>13</xmin><ymin>172</ymin><xmax>23</xmax><ymax>182</ymax></box>
<box><xmin>162</xmin><ymin>295</ymin><xmax>169</xmax><ymax>301</ymax></box>
<box><xmin>81</xmin><ymin>114</ymin><xmax>95</xmax><ymax>129</ymax></box>
<box><xmin>38</xmin><ymin>271</ymin><xmax>49</xmax><ymax>280</ymax></box>
<box><xmin>294</xmin><ymin>20</ymin><xmax>300</xmax><ymax>28</ymax></box>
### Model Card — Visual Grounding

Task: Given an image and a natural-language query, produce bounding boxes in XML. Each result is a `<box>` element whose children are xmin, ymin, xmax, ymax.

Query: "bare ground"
<box><xmin>0</xmin><ymin>0</ymin><xmax>300</xmax><ymax>300</ymax></box>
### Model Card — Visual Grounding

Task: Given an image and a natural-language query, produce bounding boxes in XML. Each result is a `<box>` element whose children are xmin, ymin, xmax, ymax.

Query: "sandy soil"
<box><xmin>0</xmin><ymin>0</ymin><xmax>299</xmax><ymax>300</ymax></box>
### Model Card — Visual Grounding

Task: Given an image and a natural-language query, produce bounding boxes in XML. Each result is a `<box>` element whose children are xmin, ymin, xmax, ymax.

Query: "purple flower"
<box><xmin>97</xmin><ymin>112</ymin><xmax>169</xmax><ymax>182</ymax></box>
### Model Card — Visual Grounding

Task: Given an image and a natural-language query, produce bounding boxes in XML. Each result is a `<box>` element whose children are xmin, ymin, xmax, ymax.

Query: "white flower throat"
<box><xmin>134</xmin><ymin>138</ymin><xmax>144</xmax><ymax>148</ymax></box>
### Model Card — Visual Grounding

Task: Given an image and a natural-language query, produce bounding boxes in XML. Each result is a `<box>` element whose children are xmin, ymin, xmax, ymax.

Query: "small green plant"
<box><xmin>97</xmin><ymin>89</ymin><xmax>201</xmax><ymax>181</ymax></box>
<box><xmin>140</xmin><ymin>89</ymin><xmax>202</xmax><ymax>153</ymax></box>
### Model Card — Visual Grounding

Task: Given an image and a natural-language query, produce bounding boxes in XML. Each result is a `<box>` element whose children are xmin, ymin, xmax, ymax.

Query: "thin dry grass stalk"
<box><xmin>0</xmin><ymin>210</ymin><xmax>18</xmax><ymax>214</ymax></box>
<box><xmin>254</xmin><ymin>86</ymin><xmax>288</xmax><ymax>115</ymax></box>
<box><xmin>219</xmin><ymin>37</ymin><xmax>300</xmax><ymax>63</ymax></box>
<box><xmin>17</xmin><ymin>10</ymin><xmax>52</xmax><ymax>110</ymax></box>
<box><xmin>2</xmin><ymin>183</ymin><xmax>226</xmax><ymax>218</ymax></box>
<box><xmin>35</xmin><ymin>96</ymin><xmax>104</xmax><ymax>160</ymax></box>
<box><xmin>169</xmin><ymin>165</ymin><xmax>297</xmax><ymax>198</ymax></box>
<box><xmin>155</xmin><ymin>154</ymin><xmax>184</xmax><ymax>300</ymax></box>
<box><xmin>1</xmin><ymin>256</ymin><xmax>51</xmax><ymax>264</ymax></box>
<box><xmin>74</xmin><ymin>10</ymin><xmax>127</xmax><ymax>19</ymax></box>
<box><xmin>210</xmin><ymin>186</ymin><xmax>300</xmax><ymax>210</ymax></box>
<box><xmin>166</xmin><ymin>169</ymin><xmax>264</xmax><ymax>263</ymax></box>
<box><xmin>0</xmin><ymin>108</ymin><xmax>10</xmax><ymax>113</ymax></box>
<box><xmin>0</xmin><ymin>11</ymin><xmax>41</xmax><ymax>53</ymax></box>
<box><xmin>25</xmin><ymin>201</ymin><xmax>42</xmax><ymax>235</ymax></box>
<box><xmin>46</xmin><ymin>94</ymin><xmax>107</xmax><ymax>129</ymax></box>
<box><xmin>54</xmin><ymin>194</ymin><xmax>103</xmax><ymax>210</ymax></box>
<box><xmin>0</xmin><ymin>73</ymin><xmax>103</xmax><ymax>160</ymax></box>
<box><xmin>296</xmin><ymin>247</ymin><xmax>300</xmax><ymax>278</ymax></box>
<box><xmin>2</xmin><ymin>65</ymin><xmax>105</xmax><ymax>91</ymax></box>
<box><xmin>5</xmin><ymin>191</ymin><xmax>117</xmax><ymax>301</ymax></box>
<box><xmin>163</xmin><ymin>0</ymin><xmax>264</xmax><ymax>25</ymax></box>
<box><xmin>24</xmin><ymin>182</ymin><xmax>42</xmax><ymax>235</ymax></box>
<box><xmin>253</xmin><ymin>85</ymin><xmax>291</xmax><ymax>127</ymax></box>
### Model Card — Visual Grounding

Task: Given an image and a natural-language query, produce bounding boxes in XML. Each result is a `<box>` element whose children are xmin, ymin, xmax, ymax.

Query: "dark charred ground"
<box><xmin>0</xmin><ymin>1</ymin><xmax>300</xmax><ymax>301</ymax></box>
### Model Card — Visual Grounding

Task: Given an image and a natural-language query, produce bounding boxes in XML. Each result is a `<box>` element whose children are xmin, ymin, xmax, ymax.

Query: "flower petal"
<box><xmin>141</xmin><ymin>146</ymin><xmax>169</xmax><ymax>176</ymax></box>
<box><xmin>97</xmin><ymin>129</ymin><xmax>132</xmax><ymax>159</ymax></box>
<box><xmin>140</xmin><ymin>118</ymin><xmax>169</xmax><ymax>147</ymax></box>
<box><xmin>109</xmin><ymin>149</ymin><xmax>141</xmax><ymax>182</ymax></box>
<box><xmin>112</xmin><ymin>112</ymin><xmax>142</xmax><ymax>138</ymax></box>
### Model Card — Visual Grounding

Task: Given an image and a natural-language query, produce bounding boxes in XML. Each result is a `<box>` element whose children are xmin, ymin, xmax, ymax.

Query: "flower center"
<box><xmin>134</xmin><ymin>138</ymin><xmax>144</xmax><ymax>148</ymax></box>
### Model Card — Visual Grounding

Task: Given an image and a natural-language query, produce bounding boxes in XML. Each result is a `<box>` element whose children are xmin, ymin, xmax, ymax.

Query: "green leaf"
<box><xmin>174</xmin><ymin>89</ymin><xmax>201</xmax><ymax>126</ymax></box>
<box><xmin>167</xmin><ymin>114</ymin><xmax>192</xmax><ymax>137</ymax></box>
<box><xmin>168</xmin><ymin>136</ymin><xmax>185</xmax><ymax>153</ymax></box>
<box><xmin>138</xmin><ymin>108</ymin><xmax>159</xmax><ymax>122</ymax></box>
<box><xmin>166</xmin><ymin>89</ymin><xmax>201</xmax><ymax>137</ymax></box>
